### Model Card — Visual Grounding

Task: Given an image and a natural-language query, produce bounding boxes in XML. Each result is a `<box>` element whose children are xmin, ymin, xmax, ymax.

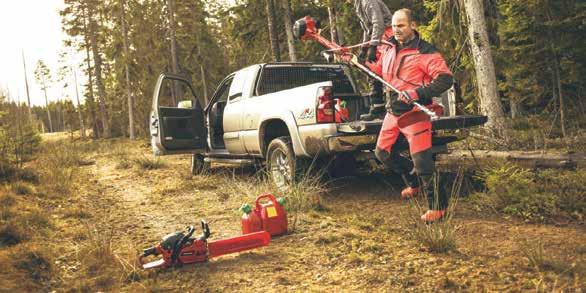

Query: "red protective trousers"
<box><xmin>376</xmin><ymin>109</ymin><xmax>432</xmax><ymax>162</ymax></box>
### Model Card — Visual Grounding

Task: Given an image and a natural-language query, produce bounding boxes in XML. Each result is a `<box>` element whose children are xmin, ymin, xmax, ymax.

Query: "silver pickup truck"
<box><xmin>150</xmin><ymin>62</ymin><xmax>486</xmax><ymax>186</ymax></box>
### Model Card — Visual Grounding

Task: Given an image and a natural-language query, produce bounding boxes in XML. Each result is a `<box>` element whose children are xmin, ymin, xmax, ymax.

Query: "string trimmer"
<box><xmin>139</xmin><ymin>220</ymin><xmax>270</xmax><ymax>269</ymax></box>
<box><xmin>293</xmin><ymin>16</ymin><xmax>439</xmax><ymax>120</ymax></box>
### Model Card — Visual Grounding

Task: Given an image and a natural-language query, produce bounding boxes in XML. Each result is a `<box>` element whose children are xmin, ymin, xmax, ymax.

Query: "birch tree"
<box><xmin>464</xmin><ymin>0</ymin><xmax>505</xmax><ymax>132</ymax></box>
<box><xmin>34</xmin><ymin>60</ymin><xmax>53</xmax><ymax>133</ymax></box>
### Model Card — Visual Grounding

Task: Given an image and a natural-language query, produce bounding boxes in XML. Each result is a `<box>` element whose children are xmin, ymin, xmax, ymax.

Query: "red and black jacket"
<box><xmin>368</xmin><ymin>31</ymin><xmax>453</xmax><ymax>115</ymax></box>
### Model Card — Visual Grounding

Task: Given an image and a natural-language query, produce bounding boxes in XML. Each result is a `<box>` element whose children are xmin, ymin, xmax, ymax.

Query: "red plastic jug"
<box><xmin>240</xmin><ymin>203</ymin><xmax>262</xmax><ymax>235</ymax></box>
<box><xmin>255</xmin><ymin>194</ymin><xmax>287</xmax><ymax>236</ymax></box>
<box><xmin>334</xmin><ymin>99</ymin><xmax>349</xmax><ymax>123</ymax></box>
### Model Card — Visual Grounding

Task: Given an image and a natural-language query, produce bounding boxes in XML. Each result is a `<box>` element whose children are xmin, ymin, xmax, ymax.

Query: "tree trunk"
<box><xmin>265</xmin><ymin>0</ymin><xmax>281</xmax><ymax>62</ymax></box>
<box><xmin>120</xmin><ymin>0</ymin><xmax>135</xmax><ymax>140</ymax></box>
<box><xmin>553</xmin><ymin>59</ymin><xmax>566</xmax><ymax>138</ymax></box>
<box><xmin>281</xmin><ymin>0</ymin><xmax>297</xmax><ymax>61</ymax></box>
<box><xmin>72</xmin><ymin>66</ymin><xmax>86</xmax><ymax>138</ymax></box>
<box><xmin>200</xmin><ymin>65</ymin><xmax>208</xmax><ymax>105</ymax></box>
<box><xmin>84</xmin><ymin>41</ymin><xmax>99</xmax><ymax>138</ymax></box>
<box><xmin>439</xmin><ymin>150</ymin><xmax>585</xmax><ymax>169</ymax></box>
<box><xmin>168</xmin><ymin>0</ymin><xmax>180</xmax><ymax>106</ymax></box>
<box><xmin>21</xmin><ymin>51</ymin><xmax>32</xmax><ymax>122</ymax></box>
<box><xmin>544</xmin><ymin>8</ymin><xmax>566</xmax><ymax>138</ymax></box>
<box><xmin>42</xmin><ymin>88</ymin><xmax>53</xmax><ymax>132</ymax></box>
<box><xmin>463</xmin><ymin>0</ymin><xmax>505</xmax><ymax>132</ymax></box>
<box><xmin>86</xmin><ymin>4</ymin><xmax>111</xmax><ymax>138</ymax></box>
<box><xmin>510</xmin><ymin>99</ymin><xmax>521</xmax><ymax>119</ymax></box>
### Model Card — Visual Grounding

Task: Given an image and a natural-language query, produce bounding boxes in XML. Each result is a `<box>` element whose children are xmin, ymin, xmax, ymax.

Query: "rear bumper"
<box><xmin>298</xmin><ymin>115</ymin><xmax>487</xmax><ymax>157</ymax></box>
<box><xmin>325</xmin><ymin>133</ymin><xmax>378</xmax><ymax>153</ymax></box>
<box><xmin>325</xmin><ymin>133</ymin><xmax>461</xmax><ymax>153</ymax></box>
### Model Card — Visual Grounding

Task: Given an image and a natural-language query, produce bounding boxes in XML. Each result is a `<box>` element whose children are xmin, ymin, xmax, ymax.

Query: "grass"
<box><xmin>10</xmin><ymin>181</ymin><xmax>36</xmax><ymax>195</ymax></box>
<box><xmin>134</xmin><ymin>156</ymin><xmax>167</xmax><ymax>170</ymax></box>
<box><xmin>219</xmin><ymin>164</ymin><xmax>328</xmax><ymax>232</ymax></box>
<box><xmin>519</xmin><ymin>239</ymin><xmax>577</xmax><ymax>275</ymax></box>
<box><xmin>0</xmin><ymin>243</ymin><xmax>53</xmax><ymax>291</ymax></box>
<box><xmin>401</xmin><ymin>170</ymin><xmax>464</xmax><ymax>253</ymax></box>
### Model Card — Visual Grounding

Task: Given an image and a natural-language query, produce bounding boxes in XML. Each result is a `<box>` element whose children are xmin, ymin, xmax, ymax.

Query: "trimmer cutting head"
<box><xmin>293</xmin><ymin>16</ymin><xmax>320</xmax><ymax>40</ymax></box>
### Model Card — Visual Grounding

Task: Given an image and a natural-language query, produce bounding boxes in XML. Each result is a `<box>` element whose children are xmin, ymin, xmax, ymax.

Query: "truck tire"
<box><xmin>266</xmin><ymin>136</ymin><xmax>305</xmax><ymax>188</ymax></box>
<box><xmin>190</xmin><ymin>154</ymin><xmax>210</xmax><ymax>175</ymax></box>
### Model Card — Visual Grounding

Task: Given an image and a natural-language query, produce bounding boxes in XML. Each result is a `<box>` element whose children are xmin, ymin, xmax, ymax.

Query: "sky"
<box><xmin>0</xmin><ymin>0</ymin><xmax>85</xmax><ymax>106</ymax></box>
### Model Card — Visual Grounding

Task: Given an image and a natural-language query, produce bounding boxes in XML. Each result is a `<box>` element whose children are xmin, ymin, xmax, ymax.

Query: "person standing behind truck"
<box><xmin>350</xmin><ymin>0</ymin><xmax>393</xmax><ymax>121</ymax></box>
<box><xmin>369</xmin><ymin>8</ymin><xmax>454</xmax><ymax>222</ymax></box>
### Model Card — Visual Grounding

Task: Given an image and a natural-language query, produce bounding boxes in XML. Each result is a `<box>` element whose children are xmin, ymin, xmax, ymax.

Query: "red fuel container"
<box><xmin>240</xmin><ymin>203</ymin><xmax>262</xmax><ymax>234</ymax></box>
<box><xmin>255</xmin><ymin>194</ymin><xmax>287</xmax><ymax>236</ymax></box>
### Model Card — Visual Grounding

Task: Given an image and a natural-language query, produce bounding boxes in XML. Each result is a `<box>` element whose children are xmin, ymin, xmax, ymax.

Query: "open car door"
<box><xmin>150</xmin><ymin>73</ymin><xmax>207</xmax><ymax>155</ymax></box>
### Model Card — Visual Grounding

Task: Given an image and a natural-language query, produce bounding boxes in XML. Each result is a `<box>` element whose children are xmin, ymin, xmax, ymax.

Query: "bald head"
<box><xmin>392</xmin><ymin>8</ymin><xmax>417</xmax><ymax>45</ymax></box>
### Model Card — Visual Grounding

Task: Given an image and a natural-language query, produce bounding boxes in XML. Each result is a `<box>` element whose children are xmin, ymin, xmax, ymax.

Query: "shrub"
<box><xmin>470</xmin><ymin>163</ymin><xmax>585</xmax><ymax>222</ymax></box>
<box><xmin>0</xmin><ymin>223</ymin><xmax>25</xmax><ymax>247</ymax></box>
<box><xmin>15</xmin><ymin>167</ymin><xmax>39</xmax><ymax>183</ymax></box>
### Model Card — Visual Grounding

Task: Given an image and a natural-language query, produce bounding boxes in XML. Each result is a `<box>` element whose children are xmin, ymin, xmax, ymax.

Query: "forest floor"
<box><xmin>1</xmin><ymin>134</ymin><xmax>584</xmax><ymax>292</ymax></box>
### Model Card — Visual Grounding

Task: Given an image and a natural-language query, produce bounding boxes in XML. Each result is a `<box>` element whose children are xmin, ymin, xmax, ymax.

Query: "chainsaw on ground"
<box><xmin>139</xmin><ymin>220</ymin><xmax>271</xmax><ymax>269</ymax></box>
<box><xmin>293</xmin><ymin>16</ymin><xmax>439</xmax><ymax>121</ymax></box>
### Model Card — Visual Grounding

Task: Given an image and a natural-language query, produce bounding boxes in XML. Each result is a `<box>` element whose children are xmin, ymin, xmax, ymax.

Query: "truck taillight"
<box><xmin>316</xmin><ymin>86</ymin><xmax>334</xmax><ymax>123</ymax></box>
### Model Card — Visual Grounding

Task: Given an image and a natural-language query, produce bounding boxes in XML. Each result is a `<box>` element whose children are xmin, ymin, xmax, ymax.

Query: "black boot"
<box><xmin>361</xmin><ymin>79</ymin><xmax>386</xmax><ymax>121</ymax></box>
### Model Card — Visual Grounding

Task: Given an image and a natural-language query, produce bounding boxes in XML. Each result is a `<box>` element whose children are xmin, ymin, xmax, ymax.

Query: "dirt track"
<box><xmin>67</xmin><ymin>139</ymin><xmax>585</xmax><ymax>291</ymax></box>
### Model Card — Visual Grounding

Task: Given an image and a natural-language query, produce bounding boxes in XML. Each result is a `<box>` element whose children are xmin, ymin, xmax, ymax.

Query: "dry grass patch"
<box><xmin>63</xmin><ymin>205</ymin><xmax>92</xmax><ymax>219</ymax></box>
<box><xmin>0</xmin><ymin>243</ymin><xmax>53</xmax><ymax>291</ymax></box>
<box><xmin>72</xmin><ymin>221</ymin><xmax>140</xmax><ymax>291</ymax></box>
<box><xmin>519</xmin><ymin>239</ymin><xmax>578</xmax><ymax>275</ymax></box>
<box><xmin>10</xmin><ymin>181</ymin><xmax>36</xmax><ymax>195</ymax></box>
<box><xmin>134</xmin><ymin>156</ymin><xmax>167</xmax><ymax>170</ymax></box>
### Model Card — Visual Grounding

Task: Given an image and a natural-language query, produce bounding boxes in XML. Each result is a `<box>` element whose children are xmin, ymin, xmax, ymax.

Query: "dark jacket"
<box><xmin>369</xmin><ymin>31</ymin><xmax>454</xmax><ymax>115</ymax></box>
<box><xmin>354</xmin><ymin>0</ymin><xmax>393</xmax><ymax>46</ymax></box>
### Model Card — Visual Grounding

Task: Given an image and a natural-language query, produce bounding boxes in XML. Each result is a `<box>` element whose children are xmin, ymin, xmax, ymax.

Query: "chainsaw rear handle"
<box><xmin>143</xmin><ymin>247</ymin><xmax>158</xmax><ymax>257</ymax></box>
<box><xmin>139</xmin><ymin>247</ymin><xmax>159</xmax><ymax>266</ymax></box>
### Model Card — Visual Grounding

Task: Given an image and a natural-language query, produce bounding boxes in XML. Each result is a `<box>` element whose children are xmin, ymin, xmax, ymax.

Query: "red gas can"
<box><xmin>255</xmin><ymin>194</ymin><xmax>287</xmax><ymax>236</ymax></box>
<box><xmin>240</xmin><ymin>203</ymin><xmax>262</xmax><ymax>234</ymax></box>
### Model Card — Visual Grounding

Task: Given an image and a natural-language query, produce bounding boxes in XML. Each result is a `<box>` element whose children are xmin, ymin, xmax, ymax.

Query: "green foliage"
<box><xmin>471</xmin><ymin>163</ymin><xmax>585</xmax><ymax>222</ymax></box>
<box><xmin>0</xmin><ymin>91</ymin><xmax>42</xmax><ymax>172</ymax></box>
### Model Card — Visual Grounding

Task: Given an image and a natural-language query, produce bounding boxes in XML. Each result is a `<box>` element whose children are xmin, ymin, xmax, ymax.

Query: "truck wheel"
<box><xmin>191</xmin><ymin>154</ymin><xmax>210</xmax><ymax>175</ymax></box>
<box><xmin>266</xmin><ymin>136</ymin><xmax>305</xmax><ymax>188</ymax></box>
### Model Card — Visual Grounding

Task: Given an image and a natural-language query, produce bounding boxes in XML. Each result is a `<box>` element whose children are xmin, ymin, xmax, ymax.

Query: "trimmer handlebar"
<box><xmin>293</xmin><ymin>16</ymin><xmax>439</xmax><ymax>120</ymax></box>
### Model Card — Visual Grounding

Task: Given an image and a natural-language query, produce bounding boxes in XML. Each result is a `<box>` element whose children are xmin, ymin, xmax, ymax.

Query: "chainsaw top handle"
<box><xmin>199</xmin><ymin>219</ymin><xmax>210</xmax><ymax>240</ymax></box>
<box><xmin>170</xmin><ymin>225</ymin><xmax>195</xmax><ymax>264</ymax></box>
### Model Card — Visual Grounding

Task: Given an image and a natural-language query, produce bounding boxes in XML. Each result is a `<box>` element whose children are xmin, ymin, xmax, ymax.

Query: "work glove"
<box><xmin>399</xmin><ymin>89</ymin><xmax>418</xmax><ymax>105</ymax></box>
<box><xmin>358</xmin><ymin>46</ymin><xmax>369</xmax><ymax>64</ymax></box>
<box><xmin>367</xmin><ymin>45</ymin><xmax>378</xmax><ymax>63</ymax></box>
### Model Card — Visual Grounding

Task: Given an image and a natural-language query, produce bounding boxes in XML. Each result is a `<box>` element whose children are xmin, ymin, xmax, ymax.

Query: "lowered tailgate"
<box><xmin>336</xmin><ymin>115</ymin><xmax>488</xmax><ymax>134</ymax></box>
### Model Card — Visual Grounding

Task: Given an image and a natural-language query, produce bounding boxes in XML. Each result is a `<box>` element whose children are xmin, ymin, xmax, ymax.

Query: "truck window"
<box><xmin>256</xmin><ymin>66</ymin><xmax>355</xmax><ymax>96</ymax></box>
<box><xmin>214</xmin><ymin>78</ymin><xmax>233</xmax><ymax>104</ymax></box>
<box><xmin>228</xmin><ymin>65</ymin><xmax>260</xmax><ymax>102</ymax></box>
<box><xmin>159</xmin><ymin>78</ymin><xmax>196</xmax><ymax>108</ymax></box>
